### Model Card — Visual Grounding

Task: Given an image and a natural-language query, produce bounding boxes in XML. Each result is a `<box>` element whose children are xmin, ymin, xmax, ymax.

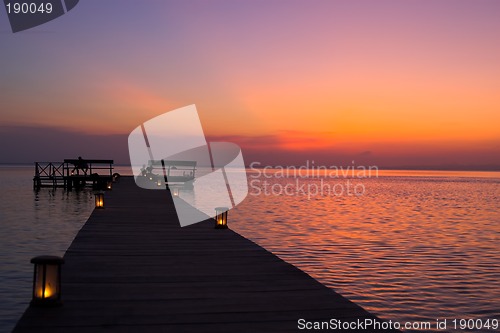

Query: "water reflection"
<box><xmin>0</xmin><ymin>167</ymin><xmax>94</xmax><ymax>332</ymax></box>
<box><xmin>231</xmin><ymin>173</ymin><xmax>500</xmax><ymax>333</ymax></box>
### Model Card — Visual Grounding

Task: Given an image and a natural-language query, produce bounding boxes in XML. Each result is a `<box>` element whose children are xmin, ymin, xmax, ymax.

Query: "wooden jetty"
<box><xmin>136</xmin><ymin>160</ymin><xmax>197</xmax><ymax>189</ymax></box>
<box><xmin>15</xmin><ymin>177</ymin><xmax>398</xmax><ymax>332</ymax></box>
<box><xmin>33</xmin><ymin>159</ymin><xmax>114</xmax><ymax>190</ymax></box>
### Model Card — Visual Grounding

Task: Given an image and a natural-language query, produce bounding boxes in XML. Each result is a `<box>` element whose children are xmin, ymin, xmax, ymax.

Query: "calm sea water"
<box><xmin>0</xmin><ymin>165</ymin><xmax>131</xmax><ymax>333</ymax></box>
<box><xmin>0</xmin><ymin>166</ymin><xmax>498</xmax><ymax>332</ymax></box>
<box><xmin>231</xmin><ymin>170</ymin><xmax>500</xmax><ymax>332</ymax></box>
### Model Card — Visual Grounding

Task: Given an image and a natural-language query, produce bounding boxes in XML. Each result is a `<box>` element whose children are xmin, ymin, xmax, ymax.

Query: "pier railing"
<box><xmin>34</xmin><ymin>159</ymin><xmax>114</xmax><ymax>190</ymax></box>
<box><xmin>33</xmin><ymin>162</ymin><xmax>65</xmax><ymax>188</ymax></box>
<box><xmin>63</xmin><ymin>159</ymin><xmax>114</xmax><ymax>178</ymax></box>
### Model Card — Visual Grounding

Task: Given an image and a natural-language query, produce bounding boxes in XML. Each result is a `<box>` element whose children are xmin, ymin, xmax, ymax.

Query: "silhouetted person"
<box><xmin>72</xmin><ymin>156</ymin><xmax>89</xmax><ymax>174</ymax></box>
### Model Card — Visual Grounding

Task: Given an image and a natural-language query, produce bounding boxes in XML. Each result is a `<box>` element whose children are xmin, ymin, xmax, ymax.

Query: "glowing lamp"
<box><xmin>157</xmin><ymin>179</ymin><xmax>162</xmax><ymax>187</ymax></box>
<box><xmin>30</xmin><ymin>256</ymin><xmax>64</xmax><ymax>307</ymax></box>
<box><xmin>172</xmin><ymin>187</ymin><xmax>179</xmax><ymax>197</ymax></box>
<box><xmin>106</xmin><ymin>181</ymin><xmax>112</xmax><ymax>190</ymax></box>
<box><xmin>95</xmin><ymin>192</ymin><xmax>104</xmax><ymax>209</ymax></box>
<box><xmin>214</xmin><ymin>207</ymin><xmax>229</xmax><ymax>229</ymax></box>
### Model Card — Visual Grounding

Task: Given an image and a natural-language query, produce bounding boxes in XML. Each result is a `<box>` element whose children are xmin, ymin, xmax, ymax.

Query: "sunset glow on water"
<box><xmin>231</xmin><ymin>171</ymin><xmax>500</xmax><ymax>332</ymax></box>
<box><xmin>0</xmin><ymin>167</ymin><xmax>498</xmax><ymax>332</ymax></box>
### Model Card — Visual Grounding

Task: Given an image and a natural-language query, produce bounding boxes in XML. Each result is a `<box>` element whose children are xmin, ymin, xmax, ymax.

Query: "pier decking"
<box><xmin>15</xmin><ymin>177</ymin><xmax>397</xmax><ymax>332</ymax></box>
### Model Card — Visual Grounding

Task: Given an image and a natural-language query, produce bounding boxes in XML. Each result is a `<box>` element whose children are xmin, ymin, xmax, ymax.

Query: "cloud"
<box><xmin>1</xmin><ymin>126</ymin><xmax>499</xmax><ymax>170</ymax></box>
<box><xmin>207</xmin><ymin>132</ymin><xmax>500</xmax><ymax>170</ymax></box>
<box><xmin>207</xmin><ymin>130</ymin><xmax>338</xmax><ymax>151</ymax></box>
<box><xmin>0</xmin><ymin>126</ymin><xmax>129</xmax><ymax>164</ymax></box>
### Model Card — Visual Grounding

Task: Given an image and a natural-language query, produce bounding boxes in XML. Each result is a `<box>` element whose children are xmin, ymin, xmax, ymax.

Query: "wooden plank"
<box><xmin>14</xmin><ymin>177</ymin><xmax>398</xmax><ymax>332</ymax></box>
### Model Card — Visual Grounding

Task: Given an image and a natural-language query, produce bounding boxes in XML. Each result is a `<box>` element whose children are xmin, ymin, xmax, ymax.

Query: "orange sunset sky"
<box><xmin>0</xmin><ymin>1</ymin><xmax>499</xmax><ymax>168</ymax></box>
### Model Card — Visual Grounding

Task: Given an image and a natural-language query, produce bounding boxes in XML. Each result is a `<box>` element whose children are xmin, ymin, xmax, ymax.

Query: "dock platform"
<box><xmin>14</xmin><ymin>177</ymin><xmax>397</xmax><ymax>332</ymax></box>
<box><xmin>33</xmin><ymin>160</ymin><xmax>114</xmax><ymax>190</ymax></box>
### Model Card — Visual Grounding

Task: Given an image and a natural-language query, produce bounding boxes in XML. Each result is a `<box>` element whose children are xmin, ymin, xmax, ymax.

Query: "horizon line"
<box><xmin>1</xmin><ymin>162</ymin><xmax>499</xmax><ymax>172</ymax></box>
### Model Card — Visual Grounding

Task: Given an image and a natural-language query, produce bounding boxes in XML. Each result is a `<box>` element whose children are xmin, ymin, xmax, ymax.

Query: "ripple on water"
<box><xmin>232</xmin><ymin>174</ymin><xmax>500</xmax><ymax>333</ymax></box>
<box><xmin>0</xmin><ymin>167</ymin><xmax>94</xmax><ymax>333</ymax></box>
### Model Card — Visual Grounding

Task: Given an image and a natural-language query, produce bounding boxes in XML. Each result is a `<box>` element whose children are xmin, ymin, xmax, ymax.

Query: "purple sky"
<box><xmin>1</xmin><ymin>1</ymin><xmax>499</xmax><ymax>169</ymax></box>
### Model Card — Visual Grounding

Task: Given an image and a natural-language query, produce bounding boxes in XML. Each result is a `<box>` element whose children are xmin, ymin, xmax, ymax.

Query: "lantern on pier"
<box><xmin>172</xmin><ymin>187</ymin><xmax>179</xmax><ymax>197</ymax></box>
<box><xmin>106</xmin><ymin>181</ymin><xmax>112</xmax><ymax>190</ymax></box>
<box><xmin>95</xmin><ymin>192</ymin><xmax>104</xmax><ymax>209</ymax></box>
<box><xmin>214</xmin><ymin>207</ymin><xmax>229</xmax><ymax>229</ymax></box>
<box><xmin>30</xmin><ymin>256</ymin><xmax>64</xmax><ymax>307</ymax></box>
